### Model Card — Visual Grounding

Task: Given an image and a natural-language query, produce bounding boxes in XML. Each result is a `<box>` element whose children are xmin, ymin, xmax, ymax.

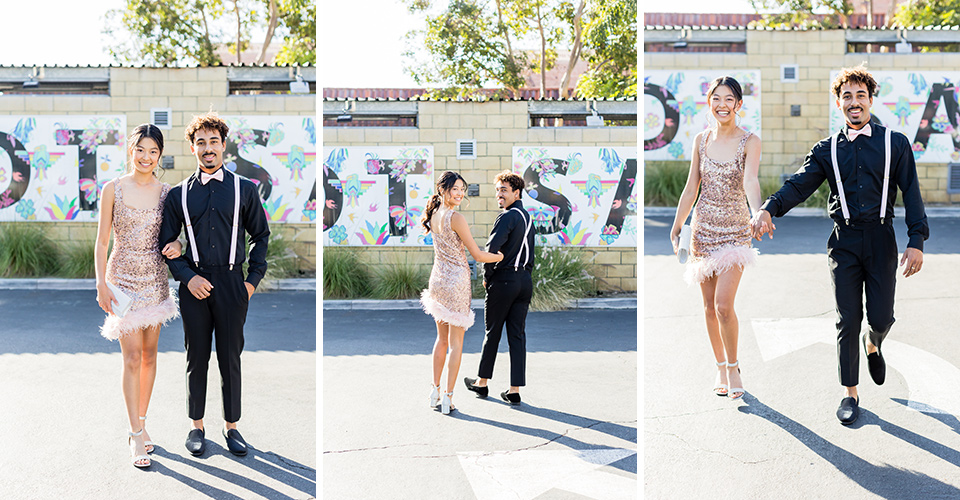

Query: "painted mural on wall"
<box><xmin>513</xmin><ymin>147</ymin><xmax>637</xmax><ymax>247</ymax></box>
<box><xmin>222</xmin><ymin>115</ymin><xmax>316</xmax><ymax>224</ymax></box>
<box><xmin>322</xmin><ymin>146</ymin><xmax>434</xmax><ymax>246</ymax></box>
<box><xmin>0</xmin><ymin>116</ymin><xmax>126</xmax><ymax>222</ymax></box>
<box><xmin>828</xmin><ymin>71</ymin><xmax>960</xmax><ymax>164</ymax></box>
<box><xmin>0</xmin><ymin>115</ymin><xmax>316</xmax><ymax>224</ymax></box>
<box><xmin>644</xmin><ymin>70</ymin><xmax>762</xmax><ymax>161</ymax></box>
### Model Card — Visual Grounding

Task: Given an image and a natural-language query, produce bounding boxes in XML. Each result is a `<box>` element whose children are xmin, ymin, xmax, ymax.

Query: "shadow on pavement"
<box><xmin>445</xmin><ymin>401</ymin><xmax>637</xmax><ymax>475</ymax></box>
<box><xmin>889</xmin><ymin>398</ymin><xmax>960</xmax><ymax>465</ymax></box>
<box><xmin>150</xmin><ymin>442</ymin><xmax>316</xmax><ymax>499</ymax></box>
<box><xmin>739</xmin><ymin>394</ymin><xmax>960</xmax><ymax>499</ymax></box>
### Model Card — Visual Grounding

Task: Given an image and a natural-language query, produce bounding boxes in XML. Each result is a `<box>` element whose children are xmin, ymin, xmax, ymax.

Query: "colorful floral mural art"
<box><xmin>0</xmin><ymin>115</ymin><xmax>125</xmax><ymax>222</ymax></box>
<box><xmin>644</xmin><ymin>70</ymin><xmax>762</xmax><ymax>161</ymax></box>
<box><xmin>222</xmin><ymin>116</ymin><xmax>316</xmax><ymax>224</ymax></box>
<box><xmin>828</xmin><ymin>71</ymin><xmax>960</xmax><ymax>163</ymax></box>
<box><xmin>514</xmin><ymin>146</ymin><xmax>637</xmax><ymax>247</ymax></box>
<box><xmin>322</xmin><ymin>146</ymin><xmax>434</xmax><ymax>246</ymax></box>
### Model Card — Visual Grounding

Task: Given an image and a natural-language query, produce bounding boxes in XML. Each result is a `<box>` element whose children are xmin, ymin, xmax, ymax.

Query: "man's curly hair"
<box><xmin>184</xmin><ymin>111</ymin><xmax>229</xmax><ymax>144</ymax></box>
<box><xmin>831</xmin><ymin>65</ymin><xmax>877</xmax><ymax>99</ymax></box>
<box><xmin>494</xmin><ymin>170</ymin><xmax>524</xmax><ymax>199</ymax></box>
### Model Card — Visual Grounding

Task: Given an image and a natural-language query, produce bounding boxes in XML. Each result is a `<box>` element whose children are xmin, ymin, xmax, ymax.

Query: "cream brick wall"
<box><xmin>645</xmin><ymin>29</ymin><xmax>959</xmax><ymax>202</ymax></box>
<box><xmin>0</xmin><ymin>67</ymin><xmax>316</xmax><ymax>273</ymax></box>
<box><xmin>325</xmin><ymin>100</ymin><xmax>638</xmax><ymax>292</ymax></box>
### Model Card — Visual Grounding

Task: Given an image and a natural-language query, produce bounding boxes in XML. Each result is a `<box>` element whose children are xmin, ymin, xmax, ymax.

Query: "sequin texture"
<box><xmin>100</xmin><ymin>181</ymin><xmax>179</xmax><ymax>340</ymax></box>
<box><xmin>420</xmin><ymin>208</ymin><xmax>475</xmax><ymax>328</ymax></box>
<box><xmin>685</xmin><ymin>131</ymin><xmax>759</xmax><ymax>284</ymax></box>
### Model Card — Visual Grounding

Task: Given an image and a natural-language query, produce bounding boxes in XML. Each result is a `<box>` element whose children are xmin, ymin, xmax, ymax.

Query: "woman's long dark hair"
<box><xmin>421</xmin><ymin>171</ymin><xmax>466</xmax><ymax>234</ymax></box>
<box><xmin>127</xmin><ymin>123</ymin><xmax>165</xmax><ymax>176</ymax></box>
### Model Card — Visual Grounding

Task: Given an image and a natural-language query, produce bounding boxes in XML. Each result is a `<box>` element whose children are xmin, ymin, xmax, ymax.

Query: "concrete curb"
<box><xmin>0</xmin><ymin>278</ymin><xmax>316</xmax><ymax>291</ymax></box>
<box><xmin>322</xmin><ymin>297</ymin><xmax>637</xmax><ymax>310</ymax></box>
<box><xmin>644</xmin><ymin>206</ymin><xmax>960</xmax><ymax>218</ymax></box>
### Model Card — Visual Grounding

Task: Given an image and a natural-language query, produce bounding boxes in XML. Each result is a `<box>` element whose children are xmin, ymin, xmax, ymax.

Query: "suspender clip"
<box><xmin>844</xmin><ymin>218</ymin><xmax>850</xmax><ymax>226</ymax></box>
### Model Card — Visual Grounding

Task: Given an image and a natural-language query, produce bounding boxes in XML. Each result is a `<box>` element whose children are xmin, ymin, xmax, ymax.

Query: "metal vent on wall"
<box><xmin>151</xmin><ymin>108</ymin><xmax>173</xmax><ymax>129</ymax></box>
<box><xmin>457</xmin><ymin>140</ymin><xmax>477</xmax><ymax>159</ymax></box>
<box><xmin>949</xmin><ymin>164</ymin><xmax>960</xmax><ymax>193</ymax></box>
<box><xmin>781</xmin><ymin>64</ymin><xmax>799</xmax><ymax>83</ymax></box>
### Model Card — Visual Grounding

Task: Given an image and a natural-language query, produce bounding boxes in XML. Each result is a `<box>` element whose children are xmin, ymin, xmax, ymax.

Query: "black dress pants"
<box><xmin>478</xmin><ymin>269</ymin><xmax>532</xmax><ymax>387</ymax></box>
<box><xmin>828</xmin><ymin>222</ymin><xmax>897</xmax><ymax>387</ymax></box>
<box><xmin>180</xmin><ymin>267</ymin><xmax>249</xmax><ymax>422</ymax></box>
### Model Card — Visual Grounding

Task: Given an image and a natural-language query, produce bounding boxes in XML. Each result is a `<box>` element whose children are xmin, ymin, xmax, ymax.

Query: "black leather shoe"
<box><xmin>185</xmin><ymin>428</ymin><xmax>205</xmax><ymax>456</ymax></box>
<box><xmin>863</xmin><ymin>333</ymin><xmax>886</xmax><ymax>385</ymax></box>
<box><xmin>223</xmin><ymin>428</ymin><xmax>248</xmax><ymax>456</ymax></box>
<box><xmin>464</xmin><ymin>377</ymin><xmax>489</xmax><ymax>398</ymax></box>
<box><xmin>837</xmin><ymin>397</ymin><xmax>859</xmax><ymax>425</ymax></box>
<box><xmin>501</xmin><ymin>391</ymin><xmax>521</xmax><ymax>405</ymax></box>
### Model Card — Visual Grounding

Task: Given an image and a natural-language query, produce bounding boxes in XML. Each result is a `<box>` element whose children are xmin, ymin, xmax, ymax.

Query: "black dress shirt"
<box><xmin>484</xmin><ymin>200</ymin><xmax>535</xmax><ymax>282</ymax></box>
<box><xmin>159</xmin><ymin>167</ymin><xmax>270</xmax><ymax>288</ymax></box>
<box><xmin>761</xmin><ymin>124</ymin><xmax>929</xmax><ymax>250</ymax></box>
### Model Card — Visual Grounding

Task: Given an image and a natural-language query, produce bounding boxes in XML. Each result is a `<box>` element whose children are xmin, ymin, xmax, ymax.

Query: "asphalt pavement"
<box><xmin>321</xmin><ymin>308</ymin><xmax>638</xmax><ymax>500</ymax></box>
<box><xmin>0</xmin><ymin>288</ymin><xmax>316</xmax><ymax>500</ymax></box>
<box><xmin>644</xmin><ymin>214</ymin><xmax>960</xmax><ymax>499</ymax></box>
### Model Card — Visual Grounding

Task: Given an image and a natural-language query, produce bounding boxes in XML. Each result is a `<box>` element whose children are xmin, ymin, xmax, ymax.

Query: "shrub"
<box><xmin>59</xmin><ymin>240</ymin><xmax>96</xmax><ymax>278</ymax></box>
<box><xmin>371</xmin><ymin>259</ymin><xmax>428</xmax><ymax>300</ymax></box>
<box><xmin>322</xmin><ymin>247</ymin><xmax>371</xmax><ymax>299</ymax></box>
<box><xmin>530</xmin><ymin>246</ymin><xmax>595</xmax><ymax>312</ymax></box>
<box><xmin>644</xmin><ymin>161</ymin><xmax>688</xmax><ymax>206</ymax></box>
<box><xmin>0</xmin><ymin>223</ymin><xmax>59</xmax><ymax>277</ymax></box>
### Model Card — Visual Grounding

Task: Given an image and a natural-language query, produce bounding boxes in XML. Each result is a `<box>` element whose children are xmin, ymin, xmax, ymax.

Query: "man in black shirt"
<box><xmin>159</xmin><ymin>112</ymin><xmax>270</xmax><ymax>455</ymax></box>
<box><xmin>464</xmin><ymin>171</ymin><xmax>535</xmax><ymax>404</ymax></box>
<box><xmin>753</xmin><ymin>66</ymin><xmax>928</xmax><ymax>425</ymax></box>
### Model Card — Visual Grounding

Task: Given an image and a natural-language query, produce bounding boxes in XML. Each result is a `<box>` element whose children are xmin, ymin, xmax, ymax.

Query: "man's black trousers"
<box><xmin>478</xmin><ymin>269</ymin><xmax>532</xmax><ymax>387</ymax></box>
<box><xmin>828</xmin><ymin>221</ymin><xmax>897</xmax><ymax>387</ymax></box>
<box><xmin>180</xmin><ymin>266</ymin><xmax>249</xmax><ymax>423</ymax></box>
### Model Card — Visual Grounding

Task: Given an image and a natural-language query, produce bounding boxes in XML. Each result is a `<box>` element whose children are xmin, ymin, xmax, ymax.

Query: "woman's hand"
<box><xmin>494</xmin><ymin>251</ymin><xmax>504</xmax><ymax>262</ymax></box>
<box><xmin>670</xmin><ymin>227</ymin><xmax>681</xmax><ymax>255</ymax></box>
<box><xmin>161</xmin><ymin>239</ymin><xmax>183</xmax><ymax>259</ymax></box>
<box><xmin>96</xmin><ymin>281</ymin><xmax>117</xmax><ymax>315</ymax></box>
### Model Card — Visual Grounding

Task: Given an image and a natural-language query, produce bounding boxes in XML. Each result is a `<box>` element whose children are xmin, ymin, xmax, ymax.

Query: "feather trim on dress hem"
<box><xmin>420</xmin><ymin>289</ymin><xmax>475</xmax><ymax>329</ymax></box>
<box><xmin>101</xmin><ymin>295</ymin><xmax>180</xmax><ymax>341</ymax></box>
<box><xmin>684</xmin><ymin>246</ymin><xmax>759</xmax><ymax>285</ymax></box>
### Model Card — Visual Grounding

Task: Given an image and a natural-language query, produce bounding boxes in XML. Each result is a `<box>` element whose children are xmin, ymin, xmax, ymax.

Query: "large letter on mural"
<box><xmin>914</xmin><ymin>82</ymin><xmax>960</xmax><ymax>154</ymax></box>
<box><xmin>56</xmin><ymin>127</ymin><xmax>121</xmax><ymax>211</ymax></box>
<box><xmin>644</xmin><ymin>83</ymin><xmax>680</xmax><ymax>152</ymax></box>
<box><xmin>367</xmin><ymin>156</ymin><xmax>429</xmax><ymax>238</ymax></box>
<box><xmin>227</xmin><ymin>129</ymin><xmax>275</xmax><ymax>201</ymax></box>
<box><xmin>323</xmin><ymin>167</ymin><xmax>343</xmax><ymax>230</ymax></box>
<box><xmin>603</xmin><ymin>158</ymin><xmax>638</xmax><ymax>239</ymax></box>
<box><xmin>0</xmin><ymin>133</ymin><xmax>31</xmax><ymax>209</ymax></box>
<box><xmin>522</xmin><ymin>158</ymin><xmax>573</xmax><ymax>235</ymax></box>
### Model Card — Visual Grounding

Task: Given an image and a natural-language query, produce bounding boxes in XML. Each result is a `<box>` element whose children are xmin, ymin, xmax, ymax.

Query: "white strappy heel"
<box><xmin>429</xmin><ymin>384</ymin><xmax>440</xmax><ymax>407</ymax></box>
<box><xmin>441</xmin><ymin>391</ymin><xmax>455</xmax><ymax>415</ymax></box>
<box><xmin>139</xmin><ymin>416</ymin><xmax>155</xmax><ymax>453</ymax></box>
<box><xmin>128</xmin><ymin>429</ymin><xmax>151</xmax><ymax>468</ymax></box>
<box><xmin>713</xmin><ymin>361</ymin><xmax>728</xmax><ymax>396</ymax></box>
<box><xmin>727</xmin><ymin>361</ymin><xmax>745</xmax><ymax>400</ymax></box>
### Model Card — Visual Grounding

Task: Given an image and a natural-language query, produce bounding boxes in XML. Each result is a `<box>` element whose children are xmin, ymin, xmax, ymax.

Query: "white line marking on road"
<box><xmin>458</xmin><ymin>448</ymin><xmax>636</xmax><ymax>500</ymax></box>
<box><xmin>751</xmin><ymin>318</ymin><xmax>835</xmax><ymax>362</ymax></box>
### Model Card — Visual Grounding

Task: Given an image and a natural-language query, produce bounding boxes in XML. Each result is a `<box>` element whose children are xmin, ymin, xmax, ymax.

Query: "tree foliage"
<box><xmin>103</xmin><ymin>0</ymin><xmax>315</xmax><ymax>66</ymax></box>
<box><xmin>574</xmin><ymin>0</ymin><xmax>636</xmax><ymax>98</ymax></box>
<box><xmin>747</xmin><ymin>0</ymin><xmax>852</xmax><ymax>28</ymax></box>
<box><xmin>894</xmin><ymin>0</ymin><xmax>960</xmax><ymax>27</ymax></box>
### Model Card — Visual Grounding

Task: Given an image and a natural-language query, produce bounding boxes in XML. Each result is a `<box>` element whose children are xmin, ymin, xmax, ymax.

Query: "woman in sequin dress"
<box><xmin>670</xmin><ymin>76</ymin><xmax>765</xmax><ymax>401</ymax></box>
<box><xmin>95</xmin><ymin>124</ymin><xmax>182</xmax><ymax>468</ymax></box>
<box><xmin>420</xmin><ymin>171</ymin><xmax>503</xmax><ymax>415</ymax></box>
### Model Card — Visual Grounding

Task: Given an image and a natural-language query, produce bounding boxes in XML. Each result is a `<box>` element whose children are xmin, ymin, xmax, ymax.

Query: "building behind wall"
<box><xmin>322</xmin><ymin>97</ymin><xmax>638</xmax><ymax>292</ymax></box>
<box><xmin>0</xmin><ymin>64</ymin><xmax>317</xmax><ymax>273</ymax></box>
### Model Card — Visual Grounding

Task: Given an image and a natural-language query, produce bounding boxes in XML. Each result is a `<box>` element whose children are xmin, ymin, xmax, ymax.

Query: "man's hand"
<box><xmin>245</xmin><ymin>282</ymin><xmax>255</xmax><ymax>299</ymax></box>
<box><xmin>900</xmin><ymin>248</ymin><xmax>924</xmax><ymax>278</ymax></box>
<box><xmin>750</xmin><ymin>210</ymin><xmax>776</xmax><ymax>241</ymax></box>
<box><xmin>188</xmin><ymin>275</ymin><xmax>214</xmax><ymax>300</ymax></box>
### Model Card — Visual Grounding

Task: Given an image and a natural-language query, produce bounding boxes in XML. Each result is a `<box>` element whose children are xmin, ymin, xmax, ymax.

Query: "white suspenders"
<box><xmin>509</xmin><ymin>207</ymin><xmax>533</xmax><ymax>270</ymax></box>
<box><xmin>180</xmin><ymin>170</ymin><xmax>242</xmax><ymax>270</ymax></box>
<box><xmin>829</xmin><ymin>127</ymin><xmax>892</xmax><ymax>225</ymax></box>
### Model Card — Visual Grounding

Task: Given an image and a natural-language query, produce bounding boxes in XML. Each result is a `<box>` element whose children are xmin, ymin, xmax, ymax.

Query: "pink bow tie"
<box><xmin>200</xmin><ymin>169</ymin><xmax>224</xmax><ymax>185</ymax></box>
<box><xmin>847</xmin><ymin>124</ymin><xmax>872</xmax><ymax>141</ymax></box>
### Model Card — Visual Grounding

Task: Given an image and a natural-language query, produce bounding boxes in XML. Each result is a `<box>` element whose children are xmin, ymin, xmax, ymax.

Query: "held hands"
<box><xmin>900</xmin><ymin>248</ymin><xmax>924</xmax><ymax>278</ymax></box>
<box><xmin>188</xmin><ymin>275</ymin><xmax>214</xmax><ymax>300</ymax></box>
<box><xmin>245</xmin><ymin>282</ymin><xmax>255</xmax><ymax>299</ymax></box>
<box><xmin>494</xmin><ymin>251</ymin><xmax>504</xmax><ymax>263</ymax></box>
<box><xmin>161</xmin><ymin>239</ymin><xmax>183</xmax><ymax>259</ymax></box>
<box><xmin>750</xmin><ymin>210</ymin><xmax>776</xmax><ymax>241</ymax></box>
<box><xmin>96</xmin><ymin>281</ymin><xmax>118</xmax><ymax>315</ymax></box>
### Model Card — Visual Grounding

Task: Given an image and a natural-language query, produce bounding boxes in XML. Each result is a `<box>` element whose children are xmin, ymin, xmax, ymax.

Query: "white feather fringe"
<box><xmin>684</xmin><ymin>245</ymin><xmax>759</xmax><ymax>285</ymax></box>
<box><xmin>100</xmin><ymin>295</ymin><xmax>180</xmax><ymax>341</ymax></box>
<box><xmin>420</xmin><ymin>289</ymin><xmax>475</xmax><ymax>329</ymax></box>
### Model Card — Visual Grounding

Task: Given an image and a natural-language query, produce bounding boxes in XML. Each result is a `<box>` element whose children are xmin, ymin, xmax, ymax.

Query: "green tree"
<box><xmin>747</xmin><ymin>0</ymin><xmax>851</xmax><ymax>28</ymax></box>
<box><xmin>274</xmin><ymin>0</ymin><xmax>316</xmax><ymax>64</ymax></box>
<box><xmin>894</xmin><ymin>0</ymin><xmax>960</xmax><ymax>26</ymax></box>
<box><xmin>573</xmin><ymin>0</ymin><xmax>636</xmax><ymax>98</ymax></box>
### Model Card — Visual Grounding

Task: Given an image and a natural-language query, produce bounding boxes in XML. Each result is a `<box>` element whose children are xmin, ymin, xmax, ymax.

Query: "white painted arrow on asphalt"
<box><xmin>458</xmin><ymin>448</ymin><xmax>636</xmax><ymax>500</ymax></box>
<box><xmin>752</xmin><ymin>318</ymin><xmax>960</xmax><ymax>416</ymax></box>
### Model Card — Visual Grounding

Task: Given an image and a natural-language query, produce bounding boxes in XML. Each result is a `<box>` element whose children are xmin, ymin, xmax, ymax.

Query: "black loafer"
<box><xmin>501</xmin><ymin>391</ymin><xmax>521</xmax><ymax>405</ymax></box>
<box><xmin>223</xmin><ymin>428</ymin><xmax>248</xmax><ymax>456</ymax></box>
<box><xmin>837</xmin><ymin>397</ymin><xmax>859</xmax><ymax>425</ymax></box>
<box><xmin>185</xmin><ymin>428</ymin><xmax>205</xmax><ymax>456</ymax></box>
<box><xmin>464</xmin><ymin>377</ymin><xmax>489</xmax><ymax>398</ymax></box>
<box><xmin>863</xmin><ymin>333</ymin><xmax>885</xmax><ymax>385</ymax></box>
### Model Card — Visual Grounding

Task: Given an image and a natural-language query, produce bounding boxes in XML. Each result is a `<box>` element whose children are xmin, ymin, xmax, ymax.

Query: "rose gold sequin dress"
<box><xmin>100</xmin><ymin>181</ymin><xmax>179</xmax><ymax>340</ymax></box>
<box><xmin>685</xmin><ymin>131</ymin><xmax>759</xmax><ymax>284</ymax></box>
<box><xmin>420</xmin><ymin>208</ymin><xmax>475</xmax><ymax>328</ymax></box>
